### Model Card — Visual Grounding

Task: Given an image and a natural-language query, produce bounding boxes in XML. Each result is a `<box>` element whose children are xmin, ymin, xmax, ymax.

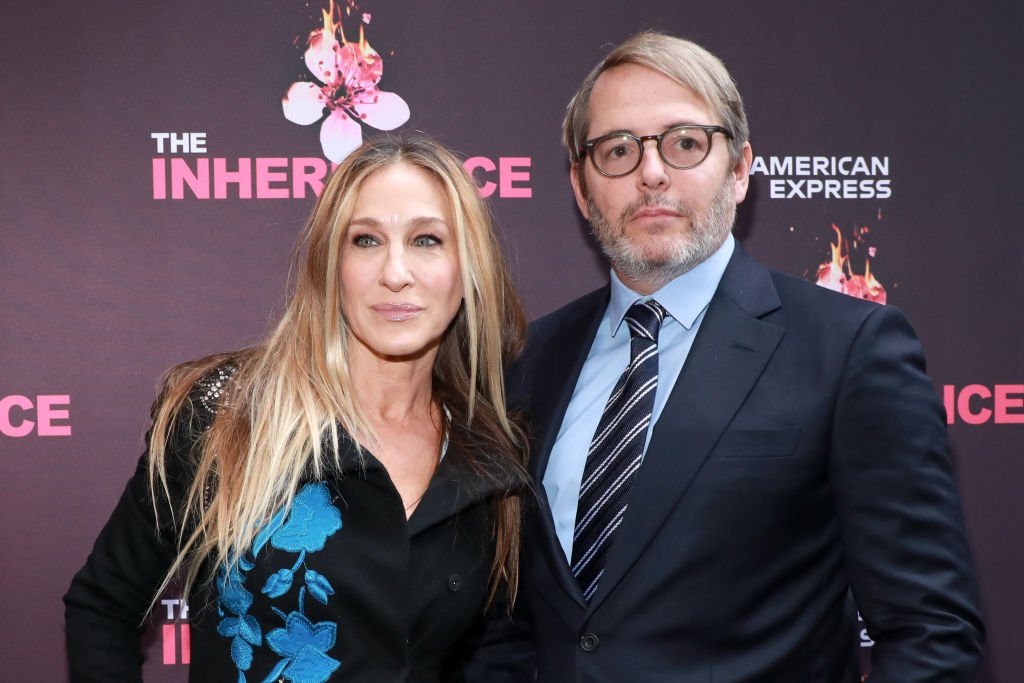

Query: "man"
<box><xmin>466</xmin><ymin>31</ymin><xmax>984</xmax><ymax>682</ymax></box>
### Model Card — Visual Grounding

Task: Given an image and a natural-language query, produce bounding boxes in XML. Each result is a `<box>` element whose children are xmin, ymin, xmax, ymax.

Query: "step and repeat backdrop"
<box><xmin>2</xmin><ymin>0</ymin><xmax>1021</xmax><ymax>680</ymax></box>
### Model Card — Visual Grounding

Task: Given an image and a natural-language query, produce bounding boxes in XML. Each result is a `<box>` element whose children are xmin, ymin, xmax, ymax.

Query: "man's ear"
<box><xmin>570</xmin><ymin>163</ymin><xmax>590</xmax><ymax>219</ymax></box>
<box><xmin>733</xmin><ymin>141</ymin><xmax>753</xmax><ymax>205</ymax></box>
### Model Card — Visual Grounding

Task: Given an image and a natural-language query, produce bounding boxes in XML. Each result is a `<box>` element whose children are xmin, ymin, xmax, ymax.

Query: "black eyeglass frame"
<box><xmin>579</xmin><ymin>124</ymin><xmax>734</xmax><ymax>177</ymax></box>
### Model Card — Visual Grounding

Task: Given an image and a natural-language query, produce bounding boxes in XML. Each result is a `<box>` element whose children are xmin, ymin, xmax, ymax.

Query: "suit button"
<box><xmin>579</xmin><ymin>632</ymin><xmax>599</xmax><ymax>652</ymax></box>
<box><xmin>448</xmin><ymin>574</ymin><xmax>463</xmax><ymax>592</ymax></box>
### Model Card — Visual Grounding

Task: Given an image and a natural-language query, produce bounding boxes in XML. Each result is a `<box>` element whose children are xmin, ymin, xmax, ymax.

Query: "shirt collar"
<box><xmin>606</xmin><ymin>232</ymin><xmax>735</xmax><ymax>337</ymax></box>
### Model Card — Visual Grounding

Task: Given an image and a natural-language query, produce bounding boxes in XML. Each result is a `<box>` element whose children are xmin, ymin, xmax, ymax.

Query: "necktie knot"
<box><xmin>624</xmin><ymin>299</ymin><xmax>668</xmax><ymax>343</ymax></box>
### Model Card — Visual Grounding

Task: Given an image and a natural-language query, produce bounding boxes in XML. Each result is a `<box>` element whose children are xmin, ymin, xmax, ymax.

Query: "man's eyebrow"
<box><xmin>591</xmin><ymin>120</ymin><xmax>705</xmax><ymax>138</ymax></box>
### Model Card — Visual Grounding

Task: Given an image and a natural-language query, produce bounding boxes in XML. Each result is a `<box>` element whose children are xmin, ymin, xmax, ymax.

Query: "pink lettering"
<box><xmin>152</xmin><ymin>159</ymin><xmax>167</xmax><ymax>199</ymax></box>
<box><xmin>152</xmin><ymin>157</ymin><xmax>526</xmax><ymax>201</ymax></box>
<box><xmin>464</xmin><ymin>156</ymin><xmax>497</xmax><ymax>198</ymax></box>
<box><xmin>1</xmin><ymin>395</ymin><xmax>72</xmax><ymax>437</ymax></box>
<box><xmin>171</xmin><ymin>158</ymin><xmax>209</xmax><ymax>199</ymax></box>
<box><xmin>942</xmin><ymin>385</ymin><xmax>955</xmax><ymax>425</ymax></box>
<box><xmin>181</xmin><ymin>624</ymin><xmax>191</xmax><ymax>664</ymax></box>
<box><xmin>957</xmin><ymin>384</ymin><xmax>992</xmax><ymax>425</ymax></box>
<box><xmin>499</xmin><ymin>157</ymin><xmax>532</xmax><ymax>198</ymax></box>
<box><xmin>214</xmin><ymin>158</ymin><xmax>253</xmax><ymax>199</ymax></box>
<box><xmin>256</xmin><ymin>158</ymin><xmax>290</xmax><ymax>199</ymax></box>
<box><xmin>0</xmin><ymin>395</ymin><xmax>34</xmax><ymax>437</ymax></box>
<box><xmin>945</xmin><ymin>384</ymin><xmax>1024</xmax><ymax>425</ymax></box>
<box><xmin>292</xmin><ymin>157</ymin><xmax>329</xmax><ymax>198</ymax></box>
<box><xmin>995</xmin><ymin>384</ymin><xmax>1024</xmax><ymax>424</ymax></box>
<box><xmin>162</xmin><ymin>624</ymin><xmax>176</xmax><ymax>665</ymax></box>
<box><xmin>36</xmin><ymin>395</ymin><xmax>71</xmax><ymax>436</ymax></box>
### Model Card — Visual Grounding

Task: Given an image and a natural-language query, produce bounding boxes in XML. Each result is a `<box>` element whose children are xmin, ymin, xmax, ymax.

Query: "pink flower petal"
<box><xmin>305</xmin><ymin>28</ymin><xmax>340</xmax><ymax>84</ymax></box>
<box><xmin>338</xmin><ymin>42</ymin><xmax>383</xmax><ymax>90</ymax></box>
<box><xmin>353</xmin><ymin>91</ymin><xmax>410</xmax><ymax>131</ymax></box>
<box><xmin>282</xmin><ymin>82</ymin><xmax>328</xmax><ymax>125</ymax></box>
<box><xmin>320</xmin><ymin>109</ymin><xmax>363</xmax><ymax>163</ymax></box>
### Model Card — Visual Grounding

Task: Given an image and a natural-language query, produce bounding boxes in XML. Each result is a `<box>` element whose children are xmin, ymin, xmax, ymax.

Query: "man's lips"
<box><xmin>632</xmin><ymin>207</ymin><xmax>682</xmax><ymax>220</ymax></box>
<box><xmin>371</xmin><ymin>303</ymin><xmax>423</xmax><ymax>321</ymax></box>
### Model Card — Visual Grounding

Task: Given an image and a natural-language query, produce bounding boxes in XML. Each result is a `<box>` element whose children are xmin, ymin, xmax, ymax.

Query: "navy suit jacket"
<box><xmin>465</xmin><ymin>244</ymin><xmax>983</xmax><ymax>683</ymax></box>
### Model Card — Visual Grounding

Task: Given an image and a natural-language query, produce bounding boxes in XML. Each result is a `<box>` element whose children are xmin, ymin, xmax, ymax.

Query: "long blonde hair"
<box><xmin>147</xmin><ymin>134</ymin><xmax>527</xmax><ymax>611</ymax></box>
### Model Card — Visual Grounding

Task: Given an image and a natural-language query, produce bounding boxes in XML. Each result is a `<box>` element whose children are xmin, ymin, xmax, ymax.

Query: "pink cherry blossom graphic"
<box><xmin>282</xmin><ymin>1</ymin><xmax>409</xmax><ymax>162</ymax></box>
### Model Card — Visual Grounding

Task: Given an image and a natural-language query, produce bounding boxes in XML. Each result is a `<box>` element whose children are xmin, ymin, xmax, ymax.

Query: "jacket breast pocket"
<box><xmin>710</xmin><ymin>426</ymin><xmax>802</xmax><ymax>459</ymax></box>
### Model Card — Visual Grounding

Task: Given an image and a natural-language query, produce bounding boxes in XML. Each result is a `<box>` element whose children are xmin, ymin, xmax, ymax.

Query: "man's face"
<box><xmin>571</xmin><ymin>64</ymin><xmax>753</xmax><ymax>294</ymax></box>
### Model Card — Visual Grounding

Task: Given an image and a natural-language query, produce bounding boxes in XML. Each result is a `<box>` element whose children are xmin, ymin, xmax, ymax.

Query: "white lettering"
<box><xmin>750</xmin><ymin>156</ymin><xmax>890</xmax><ymax>177</ymax></box>
<box><xmin>753</xmin><ymin>155</ymin><xmax>893</xmax><ymax>199</ymax></box>
<box><xmin>160</xmin><ymin>598</ymin><xmax>190</xmax><ymax>620</ymax></box>
<box><xmin>151</xmin><ymin>132</ymin><xmax>208</xmax><ymax>154</ymax></box>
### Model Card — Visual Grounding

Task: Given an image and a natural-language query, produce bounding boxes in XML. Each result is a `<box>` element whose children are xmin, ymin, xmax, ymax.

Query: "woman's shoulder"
<box><xmin>190</xmin><ymin>360</ymin><xmax>240</xmax><ymax>417</ymax></box>
<box><xmin>151</xmin><ymin>353</ymin><xmax>248</xmax><ymax>464</ymax></box>
<box><xmin>158</xmin><ymin>351</ymin><xmax>248</xmax><ymax>423</ymax></box>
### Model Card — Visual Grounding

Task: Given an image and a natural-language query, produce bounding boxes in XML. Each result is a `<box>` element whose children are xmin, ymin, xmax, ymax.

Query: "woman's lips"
<box><xmin>371</xmin><ymin>303</ymin><xmax>423</xmax><ymax>321</ymax></box>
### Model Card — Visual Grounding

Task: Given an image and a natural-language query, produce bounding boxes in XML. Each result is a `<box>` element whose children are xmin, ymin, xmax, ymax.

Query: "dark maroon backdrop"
<box><xmin>2</xmin><ymin>1</ymin><xmax>1021</xmax><ymax>681</ymax></box>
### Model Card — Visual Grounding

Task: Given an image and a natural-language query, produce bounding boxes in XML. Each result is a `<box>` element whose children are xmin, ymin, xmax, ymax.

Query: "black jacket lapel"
<box><xmin>513</xmin><ymin>288</ymin><xmax>608</xmax><ymax>608</ymax></box>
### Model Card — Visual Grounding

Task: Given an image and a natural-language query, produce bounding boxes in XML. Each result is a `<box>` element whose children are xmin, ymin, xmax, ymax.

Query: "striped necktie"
<box><xmin>571</xmin><ymin>299</ymin><xmax>668</xmax><ymax>601</ymax></box>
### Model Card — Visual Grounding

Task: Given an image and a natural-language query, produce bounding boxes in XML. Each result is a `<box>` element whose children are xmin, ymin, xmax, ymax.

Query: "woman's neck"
<box><xmin>347</xmin><ymin>342</ymin><xmax>444</xmax><ymax>518</ymax></box>
<box><xmin>347</xmin><ymin>342</ymin><xmax>437</xmax><ymax>426</ymax></box>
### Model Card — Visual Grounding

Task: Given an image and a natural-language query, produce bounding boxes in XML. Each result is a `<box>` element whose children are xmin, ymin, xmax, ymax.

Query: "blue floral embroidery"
<box><xmin>265</xmin><ymin>605</ymin><xmax>341</xmax><ymax>682</ymax></box>
<box><xmin>216</xmin><ymin>482</ymin><xmax>343</xmax><ymax>683</ymax></box>
<box><xmin>216</xmin><ymin>566</ymin><xmax>260</xmax><ymax>677</ymax></box>
<box><xmin>303</xmin><ymin>569</ymin><xmax>335</xmax><ymax>605</ymax></box>
<box><xmin>218</xmin><ymin>566</ymin><xmax>254</xmax><ymax>616</ymax></box>
<box><xmin>270</xmin><ymin>483</ymin><xmax>343</xmax><ymax>553</ymax></box>
<box><xmin>262</xmin><ymin>567</ymin><xmax>295</xmax><ymax>599</ymax></box>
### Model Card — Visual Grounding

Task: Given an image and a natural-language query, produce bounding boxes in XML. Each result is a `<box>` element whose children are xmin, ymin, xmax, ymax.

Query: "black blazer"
<box><xmin>472</xmin><ymin>244</ymin><xmax>983</xmax><ymax>683</ymax></box>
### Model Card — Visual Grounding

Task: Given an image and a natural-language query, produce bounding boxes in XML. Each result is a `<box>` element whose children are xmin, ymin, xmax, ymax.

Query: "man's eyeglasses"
<box><xmin>579</xmin><ymin>124</ymin><xmax>734</xmax><ymax>177</ymax></box>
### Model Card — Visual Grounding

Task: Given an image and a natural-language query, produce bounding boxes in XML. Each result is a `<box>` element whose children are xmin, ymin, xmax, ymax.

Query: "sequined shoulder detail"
<box><xmin>196</xmin><ymin>363</ymin><xmax>239</xmax><ymax>415</ymax></box>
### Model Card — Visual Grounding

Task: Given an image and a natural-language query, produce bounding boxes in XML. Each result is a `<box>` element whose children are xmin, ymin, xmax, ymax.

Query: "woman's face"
<box><xmin>340</xmin><ymin>162</ymin><xmax>463</xmax><ymax>364</ymax></box>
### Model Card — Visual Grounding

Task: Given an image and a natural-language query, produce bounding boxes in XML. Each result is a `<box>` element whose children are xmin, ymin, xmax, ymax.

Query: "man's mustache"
<box><xmin>619</xmin><ymin>193</ymin><xmax>694</xmax><ymax>224</ymax></box>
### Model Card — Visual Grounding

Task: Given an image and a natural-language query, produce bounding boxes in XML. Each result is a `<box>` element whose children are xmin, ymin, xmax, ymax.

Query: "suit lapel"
<box><xmin>587</xmin><ymin>246</ymin><xmax>785</xmax><ymax>610</ymax></box>
<box><xmin>524</xmin><ymin>289</ymin><xmax>609</xmax><ymax>480</ymax></box>
<box><xmin>522</xmin><ymin>288</ymin><xmax>608</xmax><ymax>608</ymax></box>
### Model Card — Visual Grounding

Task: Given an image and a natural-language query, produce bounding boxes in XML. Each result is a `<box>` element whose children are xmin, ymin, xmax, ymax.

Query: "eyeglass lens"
<box><xmin>591</xmin><ymin>127</ymin><xmax>711</xmax><ymax>176</ymax></box>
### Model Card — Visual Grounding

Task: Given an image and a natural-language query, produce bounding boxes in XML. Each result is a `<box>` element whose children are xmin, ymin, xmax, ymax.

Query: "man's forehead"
<box><xmin>587</xmin><ymin>65</ymin><xmax>714</xmax><ymax>136</ymax></box>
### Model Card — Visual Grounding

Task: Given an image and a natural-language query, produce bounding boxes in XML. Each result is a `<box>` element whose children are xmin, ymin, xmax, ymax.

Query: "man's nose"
<box><xmin>636</xmin><ymin>139</ymin><xmax>670</xmax><ymax>191</ymax></box>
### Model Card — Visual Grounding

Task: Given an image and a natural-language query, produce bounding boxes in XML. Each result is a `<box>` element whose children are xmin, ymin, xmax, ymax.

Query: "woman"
<box><xmin>64</xmin><ymin>135</ymin><xmax>528</xmax><ymax>682</ymax></box>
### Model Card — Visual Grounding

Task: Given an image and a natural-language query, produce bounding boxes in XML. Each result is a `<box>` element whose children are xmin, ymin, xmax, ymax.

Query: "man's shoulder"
<box><xmin>759</xmin><ymin>260</ymin><xmax>885</xmax><ymax>321</ymax></box>
<box><xmin>749</xmin><ymin>261</ymin><xmax>930</xmax><ymax>366</ymax></box>
<box><xmin>528</xmin><ymin>286</ymin><xmax>609</xmax><ymax>339</ymax></box>
<box><xmin>724</xmin><ymin>247</ymin><xmax>904</xmax><ymax>342</ymax></box>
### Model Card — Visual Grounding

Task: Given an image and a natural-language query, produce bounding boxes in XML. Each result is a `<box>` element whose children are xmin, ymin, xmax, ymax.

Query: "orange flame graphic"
<box><xmin>814</xmin><ymin>224</ymin><xmax>887</xmax><ymax>304</ymax></box>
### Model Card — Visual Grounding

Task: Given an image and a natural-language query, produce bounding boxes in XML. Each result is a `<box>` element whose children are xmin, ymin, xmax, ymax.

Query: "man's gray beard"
<box><xmin>587</xmin><ymin>175</ymin><xmax>736</xmax><ymax>291</ymax></box>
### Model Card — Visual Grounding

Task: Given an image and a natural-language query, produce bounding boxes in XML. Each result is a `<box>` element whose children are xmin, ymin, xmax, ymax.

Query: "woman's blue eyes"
<box><xmin>412</xmin><ymin>234</ymin><xmax>441</xmax><ymax>247</ymax></box>
<box><xmin>351</xmin><ymin>234</ymin><xmax>442</xmax><ymax>247</ymax></box>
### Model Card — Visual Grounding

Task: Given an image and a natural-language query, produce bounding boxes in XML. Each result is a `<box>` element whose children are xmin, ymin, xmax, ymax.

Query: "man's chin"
<box><xmin>626</xmin><ymin>219</ymin><xmax>691</xmax><ymax>239</ymax></box>
<box><xmin>632</xmin><ymin>244</ymin><xmax>695</xmax><ymax>269</ymax></box>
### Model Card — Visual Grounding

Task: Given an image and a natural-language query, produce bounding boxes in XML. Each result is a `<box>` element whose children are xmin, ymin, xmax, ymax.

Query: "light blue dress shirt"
<box><xmin>542</xmin><ymin>234</ymin><xmax>735</xmax><ymax>562</ymax></box>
